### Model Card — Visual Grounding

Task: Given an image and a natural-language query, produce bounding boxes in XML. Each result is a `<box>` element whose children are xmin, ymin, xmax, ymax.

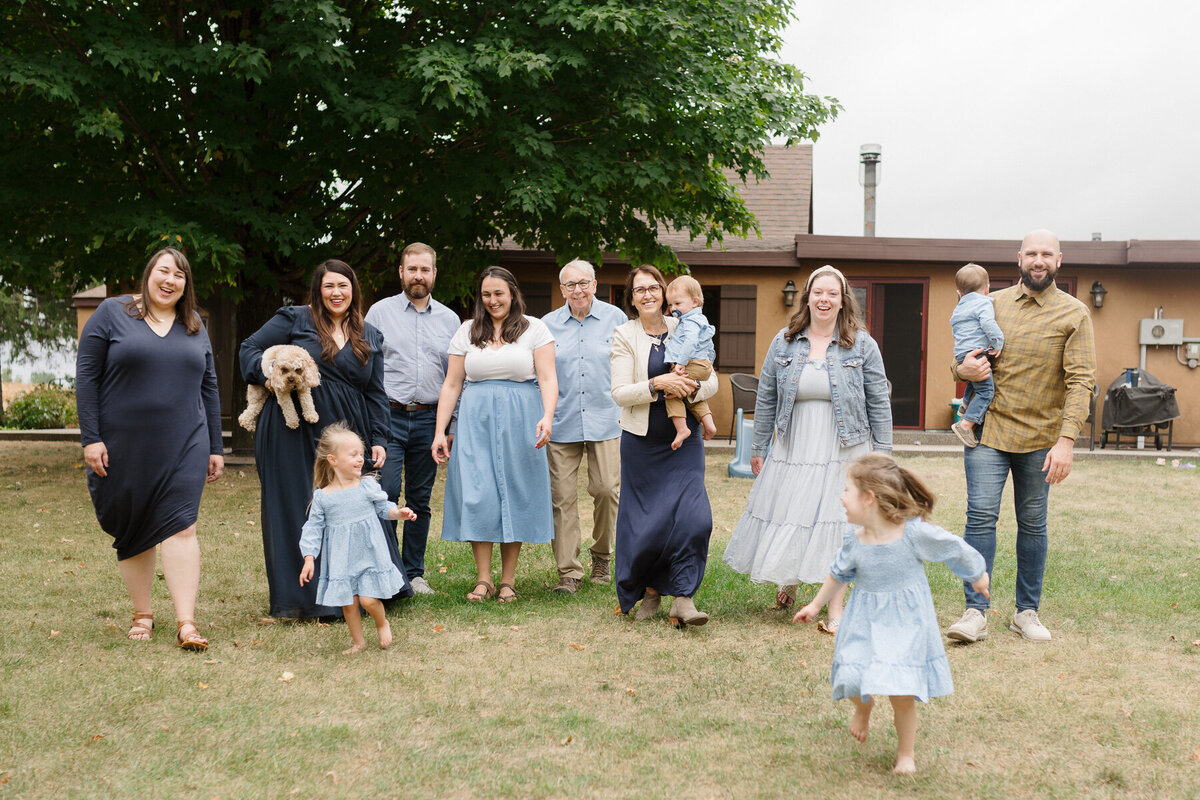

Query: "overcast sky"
<box><xmin>779</xmin><ymin>1</ymin><xmax>1198</xmax><ymax>243</ymax></box>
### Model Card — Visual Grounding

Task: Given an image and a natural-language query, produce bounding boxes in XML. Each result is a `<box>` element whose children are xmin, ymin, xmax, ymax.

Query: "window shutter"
<box><xmin>717</xmin><ymin>285</ymin><xmax>756</xmax><ymax>372</ymax></box>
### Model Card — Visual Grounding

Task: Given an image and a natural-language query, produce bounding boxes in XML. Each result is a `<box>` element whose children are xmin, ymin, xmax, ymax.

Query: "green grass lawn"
<box><xmin>2</xmin><ymin>442</ymin><xmax>1198</xmax><ymax>799</ymax></box>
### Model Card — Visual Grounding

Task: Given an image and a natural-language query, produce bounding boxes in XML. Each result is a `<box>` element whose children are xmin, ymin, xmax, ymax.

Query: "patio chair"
<box><xmin>727</xmin><ymin>372</ymin><xmax>758</xmax><ymax>441</ymax></box>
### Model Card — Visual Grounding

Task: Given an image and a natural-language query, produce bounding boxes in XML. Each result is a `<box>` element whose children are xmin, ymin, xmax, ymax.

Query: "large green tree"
<box><xmin>1</xmin><ymin>0</ymin><xmax>836</xmax><ymax>305</ymax></box>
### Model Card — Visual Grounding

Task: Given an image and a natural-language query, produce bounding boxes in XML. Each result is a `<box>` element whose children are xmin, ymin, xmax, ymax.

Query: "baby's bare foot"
<box><xmin>342</xmin><ymin>641</ymin><xmax>367</xmax><ymax>655</ymax></box>
<box><xmin>893</xmin><ymin>756</ymin><xmax>916</xmax><ymax>775</ymax></box>
<box><xmin>670</xmin><ymin>430</ymin><xmax>688</xmax><ymax>450</ymax></box>
<box><xmin>849</xmin><ymin>701</ymin><xmax>873</xmax><ymax>743</ymax></box>
<box><xmin>701</xmin><ymin>416</ymin><xmax>716</xmax><ymax>440</ymax></box>
<box><xmin>378</xmin><ymin>620</ymin><xmax>392</xmax><ymax>650</ymax></box>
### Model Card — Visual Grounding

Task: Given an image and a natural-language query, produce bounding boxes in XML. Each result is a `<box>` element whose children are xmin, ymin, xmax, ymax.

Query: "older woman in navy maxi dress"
<box><xmin>610</xmin><ymin>266</ymin><xmax>720</xmax><ymax>626</ymax></box>
<box><xmin>240</xmin><ymin>261</ymin><xmax>409</xmax><ymax>618</ymax></box>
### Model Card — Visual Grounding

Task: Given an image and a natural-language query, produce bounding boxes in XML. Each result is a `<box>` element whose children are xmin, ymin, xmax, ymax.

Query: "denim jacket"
<box><xmin>752</xmin><ymin>327</ymin><xmax>893</xmax><ymax>457</ymax></box>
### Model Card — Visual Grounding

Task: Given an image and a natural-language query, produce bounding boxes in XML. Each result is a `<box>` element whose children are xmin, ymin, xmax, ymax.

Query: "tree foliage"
<box><xmin>0</xmin><ymin>0</ymin><xmax>838</xmax><ymax>302</ymax></box>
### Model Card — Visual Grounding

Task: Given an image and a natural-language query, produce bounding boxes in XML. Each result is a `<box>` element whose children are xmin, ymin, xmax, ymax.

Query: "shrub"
<box><xmin>4</xmin><ymin>384</ymin><xmax>78</xmax><ymax>429</ymax></box>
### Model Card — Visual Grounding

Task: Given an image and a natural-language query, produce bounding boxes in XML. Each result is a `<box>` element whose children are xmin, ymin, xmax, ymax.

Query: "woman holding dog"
<box><xmin>76</xmin><ymin>247</ymin><xmax>224</xmax><ymax>650</ymax></box>
<box><xmin>240</xmin><ymin>259</ymin><xmax>409</xmax><ymax>618</ymax></box>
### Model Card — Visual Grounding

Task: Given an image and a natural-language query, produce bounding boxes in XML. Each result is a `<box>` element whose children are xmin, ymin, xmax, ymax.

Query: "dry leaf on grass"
<box><xmin>1189</xmin><ymin>747</ymin><xmax>1200</xmax><ymax>763</ymax></box>
<box><xmin>324</xmin><ymin>771</ymin><xmax>337</xmax><ymax>783</ymax></box>
<box><xmin>197</xmin><ymin>682</ymin><xmax>209</xmax><ymax>689</ymax></box>
<box><xmin>0</xmin><ymin>776</ymin><xmax>11</xmax><ymax>785</ymax></box>
<box><xmin>510</xmin><ymin>625</ymin><xmax>520</xmax><ymax>631</ymax></box>
<box><xmin>279</xmin><ymin>672</ymin><xmax>295</xmax><ymax>683</ymax></box>
<box><xmin>1192</xmin><ymin>640</ymin><xmax>1200</xmax><ymax>648</ymax></box>
<box><xmin>569</xmin><ymin>642</ymin><xmax>585</xmax><ymax>651</ymax></box>
<box><xmin>432</xmin><ymin>624</ymin><xmax>445</xmax><ymax>633</ymax></box>
<box><xmin>204</xmin><ymin>659</ymin><xmax>218</xmax><ymax>665</ymax></box>
<box><xmin>85</xmin><ymin>734</ymin><xmax>104</xmax><ymax>745</ymax></box>
<box><xmin>257</xmin><ymin>617</ymin><xmax>277</xmax><ymax>626</ymax></box>
<box><xmin>49</xmin><ymin>630</ymin><xmax>61</xmax><ymax>638</ymax></box>
<box><xmin>561</xmin><ymin>735</ymin><xmax>573</xmax><ymax>746</ymax></box>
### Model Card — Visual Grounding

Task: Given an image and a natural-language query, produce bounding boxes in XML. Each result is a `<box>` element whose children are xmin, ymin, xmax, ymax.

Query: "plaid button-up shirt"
<box><xmin>956</xmin><ymin>283</ymin><xmax>1096</xmax><ymax>453</ymax></box>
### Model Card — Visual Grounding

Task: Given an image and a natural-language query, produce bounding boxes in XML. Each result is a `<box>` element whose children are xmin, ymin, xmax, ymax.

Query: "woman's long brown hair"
<box><xmin>308</xmin><ymin>260</ymin><xmax>370</xmax><ymax>365</ymax></box>
<box><xmin>124</xmin><ymin>247</ymin><xmax>202</xmax><ymax>335</ymax></box>
<box><xmin>783</xmin><ymin>265</ymin><xmax>863</xmax><ymax>347</ymax></box>
<box><xmin>468</xmin><ymin>266</ymin><xmax>529</xmax><ymax>348</ymax></box>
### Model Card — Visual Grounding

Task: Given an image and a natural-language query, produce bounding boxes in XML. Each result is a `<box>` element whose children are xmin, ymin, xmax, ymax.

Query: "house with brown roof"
<box><xmin>498</xmin><ymin>145</ymin><xmax>1200</xmax><ymax>446</ymax></box>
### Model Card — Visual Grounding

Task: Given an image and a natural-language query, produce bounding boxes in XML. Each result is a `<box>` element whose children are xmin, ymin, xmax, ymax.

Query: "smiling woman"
<box><xmin>239</xmin><ymin>259</ymin><xmax>410</xmax><ymax>618</ymax></box>
<box><xmin>75</xmin><ymin>247</ymin><xmax>224</xmax><ymax>650</ymax></box>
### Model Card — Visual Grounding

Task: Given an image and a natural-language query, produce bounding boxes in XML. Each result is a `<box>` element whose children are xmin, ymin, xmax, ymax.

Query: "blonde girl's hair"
<box><xmin>846</xmin><ymin>453</ymin><xmax>936</xmax><ymax>524</ymax></box>
<box><xmin>312</xmin><ymin>421</ymin><xmax>363</xmax><ymax>490</ymax></box>
<box><xmin>783</xmin><ymin>264</ymin><xmax>864</xmax><ymax>347</ymax></box>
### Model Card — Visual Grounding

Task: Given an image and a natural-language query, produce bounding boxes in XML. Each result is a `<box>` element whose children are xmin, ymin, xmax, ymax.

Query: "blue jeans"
<box><xmin>380</xmin><ymin>407</ymin><xmax>438</xmax><ymax>581</ymax></box>
<box><xmin>961</xmin><ymin>376</ymin><xmax>994</xmax><ymax>425</ymax></box>
<box><xmin>962</xmin><ymin>444</ymin><xmax>1050</xmax><ymax>613</ymax></box>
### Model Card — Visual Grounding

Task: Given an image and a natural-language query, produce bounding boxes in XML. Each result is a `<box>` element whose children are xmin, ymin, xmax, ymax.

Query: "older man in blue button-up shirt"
<box><xmin>541</xmin><ymin>259</ymin><xmax>629</xmax><ymax>594</ymax></box>
<box><xmin>365</xmin><ymin>242</ymin><xmax>461</xmax><ymax>595</ymax></box>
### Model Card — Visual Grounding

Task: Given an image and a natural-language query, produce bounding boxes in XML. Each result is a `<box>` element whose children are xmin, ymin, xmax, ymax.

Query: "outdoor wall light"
<box><xmin>782</xmin><ymin>279</ymin><xmax>798</xmax><ymax>307</ymax></box>
<box><xmin>1090</xmin><ymin>281</ymin><xmax>1108</xmax><ymax>309</ymax></box>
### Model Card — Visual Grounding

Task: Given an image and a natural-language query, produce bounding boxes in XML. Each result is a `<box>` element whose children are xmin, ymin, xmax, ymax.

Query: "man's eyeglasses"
<box><xmin>631</xmin><ymin>285</ymin><xmax>662</xmax><ymax>297</ymax></box>
<box><xmin>560</xmin><ymin>280</ymin><xmax>595</xmax><ymax>291</ymax></box>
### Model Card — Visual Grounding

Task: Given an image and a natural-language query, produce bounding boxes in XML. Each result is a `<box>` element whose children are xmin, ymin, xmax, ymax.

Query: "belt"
<box><xmin>389</xmin><ymin>401</ymin><xmax>435</xmax><ymax>412</ymax></box>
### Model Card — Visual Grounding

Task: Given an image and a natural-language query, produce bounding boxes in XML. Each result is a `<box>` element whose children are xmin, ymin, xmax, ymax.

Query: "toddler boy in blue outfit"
<box><xmin>664</xmin><ymin>275</ymin><xmax>718</xmax><ymax>450</ymax></box>
<box><xmin>950</xmin><ymin>263</ymin><xmax>1004</xmax><ymax>447</ymax></box>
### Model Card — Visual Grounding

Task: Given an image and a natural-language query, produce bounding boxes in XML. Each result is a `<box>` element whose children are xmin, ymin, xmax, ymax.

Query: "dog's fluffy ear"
<box><xmin>300</xmin><ymin>354</ymin><xmax>320</xmax><ymax>387</ymax></box>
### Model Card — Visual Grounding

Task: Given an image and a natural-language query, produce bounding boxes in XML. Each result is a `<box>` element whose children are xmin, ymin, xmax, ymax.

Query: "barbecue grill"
<box><xmin>1099</xmin><ymin>368</ymin><xmax>1180</xmax><ymax>449</ymax></box>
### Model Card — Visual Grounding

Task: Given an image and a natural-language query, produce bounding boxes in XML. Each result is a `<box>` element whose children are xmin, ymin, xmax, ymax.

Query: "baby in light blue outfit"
<box><xmin>664</xmin><ymin>276</ymin><xmax>717</xmax><ymax>449</ymax></box>
<box><xmin>949</xmin><ymin>263</ymin><xmax>1004</xmax><ymax>447</ymax></box>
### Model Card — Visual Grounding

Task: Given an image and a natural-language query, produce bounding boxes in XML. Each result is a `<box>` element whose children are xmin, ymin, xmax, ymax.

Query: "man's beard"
<box><xmin>1020</xmin><ymin>266</ymin><xmax>1056</xmax><ymax>292</ymax></box>
<box><xmin>404</xmin><ymin>282</ymin><xmax>430</xmax><ymax>299</ymax></box>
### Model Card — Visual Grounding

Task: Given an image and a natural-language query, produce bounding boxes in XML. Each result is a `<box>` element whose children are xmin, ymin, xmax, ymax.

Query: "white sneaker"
<box><xmin>1009</xmin><ymin>609</ymin><xmax>1052</xmax><ymax>641</ymax></box>
<box><xmin>946</xmin><ymin>608</ymin><xmax>988</xmax><ymax>643</ymax></box>
<box><xmin>409</xmin><ymin>576</ymin><xmax>434</xmax><ymax>595</ymax></box>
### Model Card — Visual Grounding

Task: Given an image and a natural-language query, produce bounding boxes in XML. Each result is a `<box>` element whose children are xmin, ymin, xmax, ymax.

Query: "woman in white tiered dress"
<box><xmin>723</xmin><ymin>266</ymin><xmax>892</xmax><ymax>630</ymax></box>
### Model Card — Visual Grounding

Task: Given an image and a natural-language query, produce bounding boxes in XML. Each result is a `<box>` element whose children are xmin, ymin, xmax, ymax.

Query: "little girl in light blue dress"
<box><xmin>795</xmin><ymin>452</ymin><xmax>989</xmax><ymax>775</ymax></box>
<box><xmin>299</xmin><ymin>422</ymin><xmax>415</xmax><ymax>654</ymax></box>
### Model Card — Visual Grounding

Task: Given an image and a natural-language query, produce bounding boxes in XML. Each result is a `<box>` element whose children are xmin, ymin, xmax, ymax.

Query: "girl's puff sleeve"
<box><xmin>908</xmin><ymin>518</ymin><xmax>985</xmax><ymax>582</ymax></box>
<box><xmin>361</xmin><ymin>476</ymin><xmax>398</xmax><ymax>520</ymax></box>
<box><xmin>828</xmin><ymin>534</ymin><xmax>858</xmax><ymax>584</ymax></box>
<box><xmin>299</xmin><ymin>490</ymin><xmax>326</xmax><ymax>558</ymax></box>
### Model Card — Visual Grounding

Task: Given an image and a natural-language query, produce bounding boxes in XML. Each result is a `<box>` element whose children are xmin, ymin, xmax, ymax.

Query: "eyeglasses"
<box><xmin>631</xmin><ymin>285</ymin><xmax>663</xmax><ymax>297</ymax></box>
<box><xmin>560</xmin><ymin>280</ymin><xmax>595</xmax><ymax>291</ymax></box>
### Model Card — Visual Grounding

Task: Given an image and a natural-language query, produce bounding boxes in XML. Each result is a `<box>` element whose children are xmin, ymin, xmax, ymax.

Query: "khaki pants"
<box><xmin>664</xmin><ymin>359</ymin><xmax>713</xmax><ymax>421</ymax></box>
<box><xmin>547</xmin><ymin>438</ymin><xmax>620</xmax><ymax>579</ymax></box>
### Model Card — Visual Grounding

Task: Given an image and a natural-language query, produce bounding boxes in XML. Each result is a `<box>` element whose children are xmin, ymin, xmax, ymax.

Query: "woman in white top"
<box><xmin>433</xmin><ymin>267</ymin><xmax>558</xmax><ymax>603</ymax></box>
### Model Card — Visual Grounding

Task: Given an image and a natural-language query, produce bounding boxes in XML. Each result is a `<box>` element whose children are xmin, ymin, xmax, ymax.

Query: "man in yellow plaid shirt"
<box><xmin>946</xmin><ymin>230</ymin><xmax>1096</xmax><ymax>644</ymax></box>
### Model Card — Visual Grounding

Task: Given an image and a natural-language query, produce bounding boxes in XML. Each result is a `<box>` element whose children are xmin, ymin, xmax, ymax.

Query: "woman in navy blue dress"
<box><xmin>610</xmin><ymin>266</ymin><xmax>720</xmax><ymax>627</ymax></box>
<box><xmin>76</xmin><ymin>247</ymin><xmax>224</xmax><ymax>650</ymax></box>
<box><xmin>240</xmin><ymin>260</ymin><xmax>409</xmax><ymax>618</ymax></box>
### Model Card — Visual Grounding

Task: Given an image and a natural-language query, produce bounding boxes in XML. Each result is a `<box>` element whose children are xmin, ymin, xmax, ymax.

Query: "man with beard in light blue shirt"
<box><xmin>365</xmin><ymin>242</ymin><xmax>461</xmax><ymax>595</ymax></box>
<box><xmin>541</xmin><ymin>259</ymin><xmax>629</xmax><ymax>594</ymax></box>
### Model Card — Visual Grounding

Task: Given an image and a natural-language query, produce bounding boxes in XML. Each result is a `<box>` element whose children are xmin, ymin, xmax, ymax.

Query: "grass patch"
<box><xmin>1</xmin><ymin>442</ymin><xmax>1199</xmax><ymax>798</ymax></box>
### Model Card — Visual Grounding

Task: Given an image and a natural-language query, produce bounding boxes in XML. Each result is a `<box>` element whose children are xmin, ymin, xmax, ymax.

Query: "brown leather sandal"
<box><xmin>497</xmin><ymin>582</ymin><xmax>518</xmax><ymax>603</ymax></box>
<box><xmin>466</xmin><ymin>580</ymin><xmax>496</xmax><ymax>603</ymax></box>
<box><xmin>127</xmin><ymin>612</ymin><xmax>154</xmax><ymax>641</ymax></box>
<box><xmin>176</xmin><ymin>620</ymin><xmax>209</xmax><ymax>651</ymax></box>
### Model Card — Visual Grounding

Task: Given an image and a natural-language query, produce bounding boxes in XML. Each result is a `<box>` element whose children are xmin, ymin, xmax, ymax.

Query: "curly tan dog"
<box><xmin>238</xmin><ymin>344</ymin><xmax>321</xmax><ymax>431</ymax></box>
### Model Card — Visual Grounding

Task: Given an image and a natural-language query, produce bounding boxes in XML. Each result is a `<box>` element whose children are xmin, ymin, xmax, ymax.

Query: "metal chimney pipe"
<box><xmin>859</xmin><ymin>144</ymin><xmax>882</xmax><ymax>237</ymax></box>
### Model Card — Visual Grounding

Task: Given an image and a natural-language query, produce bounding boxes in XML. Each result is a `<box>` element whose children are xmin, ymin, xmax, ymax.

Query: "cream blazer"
<box><xmin>610</xmin><ymin>316</ymin><xmax>720</xmax><ymax>436</ymax></box>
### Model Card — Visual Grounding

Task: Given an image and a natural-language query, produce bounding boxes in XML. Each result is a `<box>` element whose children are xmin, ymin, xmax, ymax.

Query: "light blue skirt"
<box><xmin>441</xmin><ymin>379</ymin><xmax>553</xmax><ymax>544</ymax></box>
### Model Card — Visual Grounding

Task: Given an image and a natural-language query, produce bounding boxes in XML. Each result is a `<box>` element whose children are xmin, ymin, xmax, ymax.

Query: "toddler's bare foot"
<box><xmin>849</xmin><ymin>699</ymin><xmax>874</xmax><ymax>743</ymax></box>
<box><xmin>342</xmin><ymin>641</ymin><xmax>367</xmax><ymax>655</ymax></box>
<box><xmin>378</xmin><ymin>620</ymin><xmax>392</xmax><ymax>650</ymax></box>
<box><xmin>893</xmin><ymin>755</ymin><xmax>916</xmax><ymax>775</ymax></box>
<box><xmin>670</xmin><ymin>428</ymin><xmax>689</xmax><ymax>450</ymax></box>
<box><xmin>701</xmin><ymin>415</ymin><xmax>716</xmax><ymax>440</ymax></box>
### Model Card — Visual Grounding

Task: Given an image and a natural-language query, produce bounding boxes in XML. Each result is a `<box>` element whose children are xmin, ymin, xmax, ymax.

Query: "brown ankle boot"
<box><xmin>668</xmin><ymin>596</ymin><xmax>709</xmax><ymax>628</ymax></box>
